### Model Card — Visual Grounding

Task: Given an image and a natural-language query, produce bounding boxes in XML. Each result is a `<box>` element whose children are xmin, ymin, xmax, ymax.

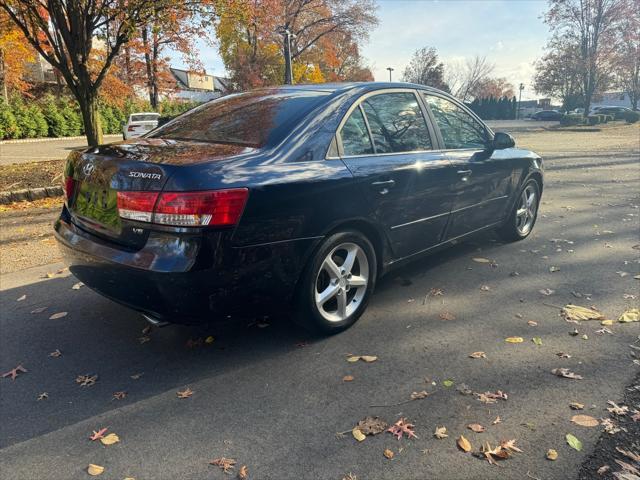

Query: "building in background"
<box><xmin>169</xmin><ymin>68</ymin><xmax>230</xmax><ymax>102</ymax></box>
<box><xmin>590</xmin><ymin>92</ymin><xmax>632</xmax><ymax>109</ymax></box>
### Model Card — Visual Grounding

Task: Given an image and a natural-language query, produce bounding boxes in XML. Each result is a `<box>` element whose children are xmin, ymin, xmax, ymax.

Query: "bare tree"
<box><xmin>401</xmin><ymin>46</ymin><xmax>448</xmax><ymax>91</ymax></box>
<box><xmin>544</xmin><ymin>0</ymin><xmax>626</xmax><ymax>117</ymax></box>
<box><xmin>0</xmin><ymin>0</ymin><xmax>161</xmax><ymax>145</ymax></box>
<box><xmin>445</xmin><ymin>55</ymin><xmax>494</xmax><ymax>102</ymax></box>
<box><xmin>613</xmin><ymin>2</ymin><xmax>640</xmax><ymax>109</ymax></box>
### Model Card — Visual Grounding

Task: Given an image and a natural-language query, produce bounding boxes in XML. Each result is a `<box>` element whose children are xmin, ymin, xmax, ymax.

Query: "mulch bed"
<box><xmin>0</xmin><ymin>159</ymin><xmax>65</xmax><ymax>191</ymax></box>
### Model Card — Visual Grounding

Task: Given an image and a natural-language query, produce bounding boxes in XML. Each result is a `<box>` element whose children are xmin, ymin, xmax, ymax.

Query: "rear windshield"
<box><xmin>131</xmin><ymin>114</ymin><xmax>160</xmax><ymax>122</ymax></box>
<box><xmin>148</xmin><ymin>89</ymin><xmax>330</xmax><ymax>148</ymax></box>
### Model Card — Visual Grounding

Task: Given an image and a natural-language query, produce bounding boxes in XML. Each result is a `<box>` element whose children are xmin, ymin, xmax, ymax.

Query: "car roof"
<box><xmin>255</xmin><ymin>81</ymin><xmax>449</xmax><ymax>95</ymax></box>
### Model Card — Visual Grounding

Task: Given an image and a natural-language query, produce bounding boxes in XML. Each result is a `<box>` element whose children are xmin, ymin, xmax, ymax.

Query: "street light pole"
<box><xmin>517</xmin><ymin>83</ymin><xmax>525</xmax><ymax>120</ymax></box>
<box><xmin>278</xmin><ymin>26</ymin><xmax>294</xmax><ymax>85</ymax></box>
<box><xmin>386</xmin><ymin>67</ymin><xmax>394</xmax><ymax>82</ymax></box>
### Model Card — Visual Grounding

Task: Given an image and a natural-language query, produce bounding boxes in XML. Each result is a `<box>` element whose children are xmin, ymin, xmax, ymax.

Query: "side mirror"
<box><xmin>491</xmin><ymin>131</ymin><xmax>515</xmax><ymax>150</ymax></box>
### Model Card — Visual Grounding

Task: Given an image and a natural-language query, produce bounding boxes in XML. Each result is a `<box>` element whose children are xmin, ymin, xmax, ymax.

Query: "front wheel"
<box><xmin>497</xmin><ymin>180</ymin><xmax>540</xmax><ymax>242</ymax></box>
<box><xmin>293</xmin><ymin>231</ymin><xmax>377</xmax><ymax>335</ymax></box>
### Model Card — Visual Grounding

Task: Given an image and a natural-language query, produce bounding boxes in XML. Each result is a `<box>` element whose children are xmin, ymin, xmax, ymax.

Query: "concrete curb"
<box><xmin>0</xmin><ymin>186</ymin><xmax>63</xmax><ymax>204</ymax></box>
<box><xmin>0</xmin><ymin>134</ymin><xmax>121</xmax><ymax>145</ymax></box>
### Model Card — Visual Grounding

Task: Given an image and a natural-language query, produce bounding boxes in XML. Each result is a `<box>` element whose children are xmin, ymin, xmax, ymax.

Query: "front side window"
<box><xmin>423</xmin><ymin>94</ymin><xmax>488</xmax><ymax>149</ymax></box>
<box><xmin>361</xmin><ymin>92</ymin><xmax>432</xmax><ymax>154</ymax></box>
<box><xmin>340</xmin><ymin>106</ymin><xmax>373</xmax><ymax>156</ymax></box>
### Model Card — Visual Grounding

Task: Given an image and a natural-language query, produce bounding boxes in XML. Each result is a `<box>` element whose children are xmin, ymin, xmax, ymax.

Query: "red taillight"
<box><xmin>127</xmin><ymin>125</ymin><xmax>136</xmax><ymax>131</ymax></box>
<box><xmin>116</xmin><ymin>189</ymin><xmax>248</xmax><ymax>227</ymax></box>
<box><xmin>64</xmin><ymin>176</ymin><xmax>76</xmax><ymax>200</ymax></box>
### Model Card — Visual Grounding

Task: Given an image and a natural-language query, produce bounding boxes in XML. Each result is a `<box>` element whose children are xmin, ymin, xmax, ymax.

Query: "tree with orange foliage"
<box><xmin>0</xmin><ymin>9</ymin><xmax>34</xmax><ymax>99</ymax></box>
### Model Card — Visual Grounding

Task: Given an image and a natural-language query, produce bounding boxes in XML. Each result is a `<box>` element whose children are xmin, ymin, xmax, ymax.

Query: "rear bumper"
<box><xmin>54</xmin><ymin>209</ymin><xmax>321</xmax><ymax>324</ymax></box>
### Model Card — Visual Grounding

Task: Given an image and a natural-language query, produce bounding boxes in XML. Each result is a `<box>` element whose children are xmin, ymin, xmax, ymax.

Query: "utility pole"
<box><xmin>278</xmin><ymin>26</ymin><xmax>295</xmax><ymax>85</ymax></box>
<box><xmin>386</xmin><ymin>67</ymin><xmax>394</xmax><ymax>82</ymax></box>
<box><xmin>517</xmin><ymin>83</ymin><xmax>525</xmax><ymax>119</ymax></box>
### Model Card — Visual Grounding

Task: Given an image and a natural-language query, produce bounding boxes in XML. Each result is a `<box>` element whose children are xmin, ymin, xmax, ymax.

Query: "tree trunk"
<box><xmin>77</xmin><ymin>93</ymin><xmax>103</xmax><ymax>146</ymax></box>
<box><xmin>0</xmin><ymin>49</ymin><xmax>7</xmax><ymax>101</ymax></box>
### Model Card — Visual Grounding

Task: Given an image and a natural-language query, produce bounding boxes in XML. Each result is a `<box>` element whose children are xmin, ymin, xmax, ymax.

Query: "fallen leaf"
<box><xmin>557</xmin><ymin>352</ymin><xmax>571</xmax><ymax>358</ymax></box>
<box><xmin>205</xmin><ymin>336</ymin><xmax>215</xmax><ymax>344</ymax></box>
<box><xmin>601</xmin><ymin>418</ymin><xmax>621</xmax><ymax>434</ymax></box>
<box><xmin>618</xmin><ymin>308</ymin><xmax>639</xmax><ymax>323</ymax></box>
<box><xmin>49</xmin><ymin>349</ymin><xmax>62</xmax><ymax>358</ymax></box>
<box><xmin>596</xmin><ymin>465</ymin><xmax>610</xmax><ymax>475</ymax></box>
<box><xmin>238</xmin><ymin>465</ymin><xmax>248</xmax><ymax>479</ymax></box>
<box><xmin>2</xmin><ymin>364</ymin><xmax>27</xmax><ymax>380</ymax></box>
<box><xmin>343</xmin><ymin>375</ymin><xmax>354</xmax><ymax>382</ymax></box>
<box><xmin>100</xmin><ymin>433</ymin><xmax>120</xmax><ymax>445</ymax></box>
<box><xmin>549</xmin><ymin>266</ymin><xmax>560</xmax><ymax>272</ymax></box>
<box><xmin>472</xmin><ymin>257</ymin><xmax>491</xmax><ymax>263</ymax></box>
<box><xmin>37</xmin><ymin>392</ymin><xmax>48</xmax><ymax>400</ymax></box>
<box><xmin>352</xmin><ymin>428</ymin><xmax>366</xmax><ymax>442</ymax></box>
<box><xmin>383</xmin><ymin>448</ymin><xmax>394</xmax><ymax>459</ymax></box>
<box><xmin>481</xmin><ymin>442</ymin><xmax>511</xmax><ymax>465</ymax></box>
<box><xmin>30</xmin><ymin>307</ymin><xmax>47</xmax><ymax>314</ymax></box>
<box><xmin>469</xmin><ymin>351</ymin><xmax>486</xmax><ymax>359</ymax></box>
<box><xmin>17</xmin><ymin>294</ymin><xmax>26</xmax><ymax>301</ymax></box>
<box><xmin>546</xmin><ymin>449</ymin><xmax>558</xmax><ymax>460</ymax></box>
<box><xmin>76</xmin><ymin>374</ymin><xmax>98</xmax><ymax>386</ymax></box>
<box><xmin>467</xmin><ymin>423</ymin><xmax>485</xmax><ymax>433</ymax></box>
<box><xmin>571</xmin><ymin>415</ymin><xmax>599</xmax><ymax>427</ymax></box>
<box><xmin>434</xmin><ymin>426</ymin><xmax>448</xmax><ymax>439</ymax></box>
<box><xmin>87</xmin><ymin>464</ymin><xmax>104</xmax><ymax>476</ymax></box>
<box><xmin>457</xmin><ymin>435</ymin><xmax>472</xmax><ymax>452</ymax></box>
<box><xmin>442</xmin><ymin>379</ymin><xmax>454</xmax><ymax>387</ymax></box>
<box><xmin>601</xmin><ymin>319</ymin><xmax>613</xmax><ymax>326</ymax></box>
<box><xmin>439</xmin><ymin>311</ymin><xmax>456</xmax><ymax>321</ymax></box>
<box><xmin>528</xmin><ymin>320</ymin><xmax>538</xmax><ymax>326</ymax></box>
<box><xmin>607</xmin><ymin>401</ymin><xmax>629</xmax><ymax>416</ymax></box>
<box><xmin>387</xmin><ymin>417</ymin><xmax>417</xmax><ymax>440</ymax></box>
<box><xmin>566</xmin><ymin>433</ymin><xmax>582</xmax><ymax>451</ymax></box>
<box><xmin>561</xmin><ymin>304</ymin><xmax>605</xmax><ymax>322</ymax></box>
<box><xmin>532</xmin><ymin>337</ymin><xmax>543</xmax><ymax>346</ymax></box>
<box><xmin>552</xmin><ymin>368</ymin><xmax>583</xmax><ymax>380</ymax></box>
<box><xmin>72</xmin><ymin>282</ymin><xmax>84</xmax><ymax>290</ymax></box>
<box><xmin>505</xmin><ymin>337</ymin><xmax>524</xmax><ymax>343</ymax></box>
<box><xmin>130</xmin><ymin>372</ymin><xmax>143</xmax><ymax>380</ymax></box>
<box><xmin>492</xmin><ymin>416</ymin><xmax>501</xmax><ymax>425</ymax></box>
<box><xmin>49</xmin><ymin>312</ymin><xmax>68</xmax><ymax>320</ymax></box>
<box><xmin>177</xmin><ymin>387</ymin><xmax>194</xmax><ymax>399</ymax></box>
<box><xmin>500</xmin><ymin>439</ymin><xmax>523</xmax><ymax>453</ymax></box>
<box><xmin>347</xmin><ymin>355</ymin><xmax>360</xmax><ymax>363</ymax></box>
<box><xmin>569</xmin><ymin>402</ymin><xmax>584</xmax><ymax>410</ymax></box>
<box><xmin>480</xmin><ymin>285</ymin><xmax>491</xmax><ymax>291</ymax></box>
<box><xmin>539</xmin><ymin>288</ymin><xmax>555</xmax><ymax>296</ymax></box>
<box><xmin>90</xmin><ymin>428</ymin><xmax>108</xmax><ymax>441</ymax></box>
<box><xmin>410</xmin><ymin>390</ymin><xmax>429</xmax><ymax>400</ymax></box>
<box><xmin>356</xmin><ymin>416</ymin><xmax>388</xmax><ymax>436</ymax></box>
<box><xmin>112</xmin><ymin>391</ymin><xmax>127</xmax><ymax>400</ymax></box>
<box><xmin>361</xmin><ymin>355</ymin><xmax>377</xmax><ymax>363</ymax></box>
<box><xmin>210</xmin><ymin>457</ymin><xmax>236</xmax><ymax>473</ymax></box>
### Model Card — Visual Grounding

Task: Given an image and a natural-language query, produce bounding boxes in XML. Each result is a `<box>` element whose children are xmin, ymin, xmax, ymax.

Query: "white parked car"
<box><xmin>122</xmin><ymin>112</ymin><xmax>160</xmax><ymax>140</ymax></box>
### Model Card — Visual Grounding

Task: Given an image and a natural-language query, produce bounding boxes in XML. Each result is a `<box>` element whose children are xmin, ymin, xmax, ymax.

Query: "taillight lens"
<box><xmin>127</xmin><ymin>125</ymin><xmax>136</xmax><ymax>131</ymax></box>
<box><xmin>116</xmin><ymin>189</ymin><xmax>248</xmax><ymax>227</ymax></box>
<box><xmin>64</xmin><ymin>176</ymin><xmax>76</xmax><ymax>200</ymax></box>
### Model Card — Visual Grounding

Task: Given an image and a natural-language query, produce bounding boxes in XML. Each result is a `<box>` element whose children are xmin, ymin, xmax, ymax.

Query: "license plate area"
<box><xmin>74</xmin><ymin>182</ymin><xmax>122</xmax><ymax>233</ymax></box>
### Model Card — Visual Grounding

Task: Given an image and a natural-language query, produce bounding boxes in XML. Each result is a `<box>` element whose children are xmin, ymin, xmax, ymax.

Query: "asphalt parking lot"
<box><xmin>0</xmin><ymin>123</ymin><xmax>638</xmax><ymax>479</ymax></box>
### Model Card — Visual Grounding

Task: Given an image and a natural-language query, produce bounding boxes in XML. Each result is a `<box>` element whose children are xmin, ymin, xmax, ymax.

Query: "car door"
<box><xmin>422</xmin><ymin>93</ymin><xmax>515</xmax><ymax>239</ymax></box>
<box><xmin>336</xmin><ymin>90</ymin><xmax>457</xmax><ymax>259</ymax></box>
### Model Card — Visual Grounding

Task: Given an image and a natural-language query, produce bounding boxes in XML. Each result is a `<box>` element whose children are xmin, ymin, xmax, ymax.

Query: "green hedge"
<box><xmin>0</xmin><ymin>95</ymin><xmax>200</xmax><ymax>140</ymax></box>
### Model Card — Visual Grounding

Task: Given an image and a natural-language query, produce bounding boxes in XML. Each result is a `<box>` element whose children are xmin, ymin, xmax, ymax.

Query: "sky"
<box><xmin>169</xmin><ymin>0</ymin><xmax>551</xmax><ymax>101</ymax></box>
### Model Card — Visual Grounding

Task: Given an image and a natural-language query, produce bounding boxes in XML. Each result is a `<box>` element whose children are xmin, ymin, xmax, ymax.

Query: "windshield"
<box><xmin>131</xmin><ymin>114</ymin><xmax>160</xmax><ymax>122</ymax></box>
<box><xmin>148</xmin><ymin>89</ymin><xmax>330</xmax><ymax>148</ymax></box>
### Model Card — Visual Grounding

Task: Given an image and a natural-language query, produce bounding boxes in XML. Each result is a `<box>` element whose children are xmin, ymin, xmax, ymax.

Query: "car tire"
<box><xmin>293</xmin><ymin>230</ymin><xmax>377</xmax><ymax>335</ymax></box>
<box><xmin>497</xmin><ymin>179</ymin><xmax>540</xmax><ymax>242</ymax></box>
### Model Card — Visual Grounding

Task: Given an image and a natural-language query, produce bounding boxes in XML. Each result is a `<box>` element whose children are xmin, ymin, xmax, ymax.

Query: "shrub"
<box><xmin>560</xmin><ymin>114</ymin><xmax>584</xmax><ymax>126</ymax></box>
<box><xmin>59</xmin><ymin>102</ymin><xmax>83</xmax><ymax>136</ymax></box>
<box><xmin>623</xmin><ymin>110</ymin><xmax>640</xmax><ymax>123</ymax></box>
<box><xmin>0</xmin><ymin>99</ymin><xmax>20</xmax><ymax>139</ymax></box>
<box><xmin>587</xmin><ymin>115</ymin><xmax>600</xmax><ymax>125</ymax></box>
<box><xmin>29</xmin><ymin>105</ymin><xmax>48</xmax><ymax>137</ymax></box>
<box><xmin>41</xmin><ymin>96</ymin><xmax>68</xmax><ymax>137</ymax></box>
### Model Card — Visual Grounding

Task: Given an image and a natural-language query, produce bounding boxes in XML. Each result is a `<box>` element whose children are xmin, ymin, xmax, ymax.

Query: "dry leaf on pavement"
<box><xmin>481</xmin><ymin>442</ymin><xmax>511</xmax><ymax>465</ymax></box>
<box><xmin>552</xmin><ymin>368</ymin><xmax>583</xmax><ymax>379</ymax></box>
<box><xmin>457</xmin><ymin>435</ymin><xmax>472</xmax><ymax>452</ymax></box>
<box><xmin>112</xmin><ymin>391</ymin><xmax>127</xmax><ymax>400</ymax></box>
<box><xmin>383</xmin><ymin>448</ymin><xmax>394</xmax><ymax>459</ymax></box>
<box><xmin>356</xmin><ymin>416</ymin><xmax>388</xmax><ymax>436</ymax></box>
<box><xmin>439</xmin><ymin>311</ymin><xmax>456</xmax><ymax>321</ymax></box>
<box><xmin>210</xmin><ymin>457</ymin><xmax>236</xmax><ymax>473</ymax></box>
<box><xmin>472</xmin><ymin>257</ymin><xmax>491</xmax><ymax>263</ymax></box>
<box><xmin>49</xmin><ymin>312</ymin><xmax>68</xmax><ymax>320</ymax></box>
<box><xmin>90</xmin><ymin>428</ymin><xmax>108</xmax><ymax>441</ymax></box>
<box><xmin>343</xmin><ymin>375</ymin><xmax>354</xmax><ymax>382</ymax></box>
<box><xmin>569</xmin><ymin>402</ymin><xmax>585</xmax><ymax>410</ymax></box>
<box><xmin>387</xmin><ymin>417</ymin><xmax>417</xmax><ymax>440</ymax></box>
<box><xmin>49</xmin><ymin>349</ymin><xmax>62</xmax><ymax>357</ymax></box>
<box><xmin>177</xmin><ymin>387</ymin><xmax>194</xmax><ymax>399</ymax></box>
<box><xmin>500</xmin><ymin>439</ymin><xmax>523</xmax><ymax>453</ymax></box>
<box><xmin>30</xmin><ymin>307</ymin><xmax>47</xmax><ymax>314</ymax></box>
<box><xmin>561</xmin><ymin>304</ymin><xmax>605</xmax><ymax>322</ymax></box>
<box><xmin>546</xmin><ymin>449</ymin><xmax>558</xmax><ymax>460</ymax></box>
<box><xmin>2</xmin><ymin>364</ymin><xmax>27</xmax><ymax>380</ymax></box>
<box><xmin>618</xmin><ymin>308</ymin><xmax>639</xmax><ymax>323</ymax></box>
<box><xmin>100</xmin><ymin>433</ymin><xmax>120</xmax><ymax>446</ymax></box>
<box><xmin>505</xmin><ymin>337</ymin><xmax>524</xmax><ymax>343</ymax></box>
<box><xmin>467</xmin><ymin>423</ymin><xmax>485</xmax><ymax>433</ymax></box>
<box><xmin>571</xmin><ymin>415</ymin><xmax>599</xmax><ymax>427</ymax></box>
<box><xmin>238</xmin><ymin>465</ymin><xmax>248</xmax><ymax>479</ymax></box>
<box><xmin>566</xmin><ymin>433</ymin><xmax>582</xmax><ymax>451</ymax></box>
<box><xmin>607</xmin><ymin>401</ymin><xmax>629</xmax><ymax>416</ymax></box>
<box><xmin>492</xmin><ymin>416</ymin><xmax>501</xmax><ymax>425</ymax></box>
<box><xmin>87</xmin><ymin>464</ymin><xmax>104</xmax><ymax>476</ymax></box>
<box><xmin>17</xmin><ymin>294</ymin><xmax>26</xmax><ymax>301</ymax></box>
<box><xmin>410</xmin><ymin>390</ymin><xmax>429</xmax><ymax>400</ymax></box>
<box><xmin>352</xmin><ymin>428</ymin><xmax>366</xmax><ymax>442</ymax></box>
<box><xmin>361</xmin><ymin>355</ymin><xmax>377</xmax><ymax>363</ymax></box>
<box><xmin>469</xmin><ymin>351</ymin><xmax>486</xmax><ymax>359</ymax></box>
<box><xmin>37</xmin><ymin>392</ymin><xmax>48</xmax><ymax>400</ymax></box>
<box><xmin>434</xmin><ymin>426</ymin><xmax>448</xmax><ymax>439</ymax></box>
<box><xmin>539</xmin><ymin>288</ymin><xmax>555</xmax><ymax>296</ymax></box>
<box><xmin>76</xmin><ymin>374</ymin><xmax>98</xmax><ymax>386</ymax></box>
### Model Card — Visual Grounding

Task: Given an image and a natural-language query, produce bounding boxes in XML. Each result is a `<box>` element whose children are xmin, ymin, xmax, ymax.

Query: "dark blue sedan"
<box><xmin>55</xmin><ymin>82</ymin><xmax>543</xmax><ymax>334</ymax></box>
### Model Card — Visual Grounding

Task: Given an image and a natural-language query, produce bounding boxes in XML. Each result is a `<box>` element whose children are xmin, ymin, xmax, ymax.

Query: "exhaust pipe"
<box><xmin>142</xmin><ymin>313</ymin><xmax>170</xmax><ymax>328</ymax></box>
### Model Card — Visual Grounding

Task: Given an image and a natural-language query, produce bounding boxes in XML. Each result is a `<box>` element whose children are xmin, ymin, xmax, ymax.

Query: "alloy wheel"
<box><xmin>515</xmin><ymin>184</ymin><xmax>537</xmax><ymax>236</ymax></box>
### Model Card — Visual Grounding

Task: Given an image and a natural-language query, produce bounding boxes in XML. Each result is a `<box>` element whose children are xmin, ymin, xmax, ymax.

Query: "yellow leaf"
<box><xmin>87</xmin><ymin>464</ymin><xmax>104</xmax><ymax>476</ymax></box>
<box><xmin>571</xmin><ymin>415</ymin><xmax>599</xmax><ymax>427</ymax></box>
<box><xmin>361</xmin><ymin>355</ymin><xmax>378</xmax><ymax>363</ymax></box>
<box><xmin>238</xmin><ymin>465</ymin><xmax>248</xmax><ymax>480</ymax></box>
<box><xmin>505</xmin><ymin>337</ymin><xmax>524</xmax><ymax>343</ymax></box>
<box><xmin>561</xmin><ymin>304</ymin><xmax>605</xmax><ymax>321</ymax></box>
<box><xmin>457</xmin><ymin>435</ymin><xmax>472</xmax><ymax>452</ymax></box>
<box><xmin>383</xmin><ymin>448</ymin><xmax>394</xmax><ymax>459</ymax></box>
<box><xmin>352</xmin><ymin>428</ymin><xmax>366</xmax><ymax>442</ymax></box>
<box><xmin>472</xmin><ymin>257</ymin><xmax>491</xmax><ymax>263</ymax></box>
<box><xmin>469</xmin><ymin>351</ymin><xmax>486</xmax><ymax>359</ymax></box>
<box><xmin>618</xmin><ymin>308</ymin><xmax>639</xmax><ymax>323</ymax></box>
<box><xmin>342</xmin><ymin>375</ymin><xmax>354</xmax><ymax>382</ymax></box>
<box><xmin>546</xmin><ymin>449</ymin><xmax>558</xmax><ymax>460</ymax></box>
<box><xmin>100</xmin><ymin>433</ymin><xmax>120</xmax><ymax>445</ymax></box>
<box><xmin>205</xmin><ymin>336</ymin><xmax>215</xmax><ymax>344</ymax></box>
<box><xmin>347</xmin><ymin>355</ymin><xmax>360</xmax><ymax>363</ymax></box>
<box><xmin>601</xmin><ymin>319</ymin><xmax>613</xmax><ymax>326</ymax></box>
<box><xmin>434</xmin><ymin>426</ymin><xmax>448</xmax><ymax>439</ymax></box>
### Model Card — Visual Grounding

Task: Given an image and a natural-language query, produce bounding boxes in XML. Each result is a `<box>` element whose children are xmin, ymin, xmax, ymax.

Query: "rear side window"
<box><xmin>131</xmin><ymin>114</ymin><xmax>159</xmax><ymax>122</ymax></box>
<box><xmin>361</xmin><ymin>92</ymin><xmax>432</xmax><ymax>154</ymax></box>
<box><xmin>423</xmin><ymin>94</ymin><xmax>488</xmax><ymax>149</ymax></box>
<box><xmin>150</xmin><ymin>90</ymin><xmax>330</xmax><ymax>148</ymax></box>
<box><xmin>340</xmin><ymin>107</ymin><xmax>373</xmax><ymax>156</ymax></box>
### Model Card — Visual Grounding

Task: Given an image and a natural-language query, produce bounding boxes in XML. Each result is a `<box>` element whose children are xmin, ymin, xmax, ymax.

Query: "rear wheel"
<box><xmin>294</xmin><ymin>230</ymin><xmax>377</xmax><ymax>334</ymax></box>
<box><xmin>497</xmin><ymin>180</ymin><xmax>540</xmax><ymax>242</ymax></box>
